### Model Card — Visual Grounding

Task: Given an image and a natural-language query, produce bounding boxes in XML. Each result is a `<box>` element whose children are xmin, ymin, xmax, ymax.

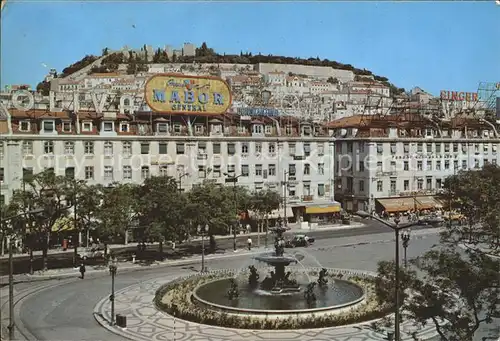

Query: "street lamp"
<box><xmin>2</xmin><ymin>208</ymin><xmax>44</xmax><ymax>340</ymax></box>
<box><xmin>224</xmin><ymin>172</ymin><xmax>243</xmax><ymax>251</ymax></box>
<box><xmin>109</xmin><ymin>260</ymin><xmax>117</xmax><ymax>326</ymax></box>
<box><xmin>354</xmin><ymin>210</ymin><xmax>426</xmax><ymax>341</ymax></box>
<box><xmin>401</xmin><ymin>229</ymin><xmax>411</xmax><ymax>268</ymax></box>
<box><xmin>178</xmin><ymin>172</ymin><xmax>189</xmax><ymax>193</ymax></box>
<box><xmin>282</xmin><ymin>171</ymin><xmax>289</xmax><ymax>227</ymax></box>
<box><xmin>197</xmin><ymin>224</ymin><xmax>209</xmax><ymax>272</ymax></box>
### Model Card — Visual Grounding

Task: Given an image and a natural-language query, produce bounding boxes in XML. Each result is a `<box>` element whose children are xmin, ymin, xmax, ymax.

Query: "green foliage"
<box><xmin>250</xmin><ymin>189</ymin><xmax>281</xmax><ymax>219</ymax></box>
<box><xmin>36</xmin><ymin>81</ymin><xmax>51</xmax><ymax>96</ymax></box>
<box><xmin>60</xmin><ymin>55</ymin><xmax>99</xmax><ymax>77</ymax></box>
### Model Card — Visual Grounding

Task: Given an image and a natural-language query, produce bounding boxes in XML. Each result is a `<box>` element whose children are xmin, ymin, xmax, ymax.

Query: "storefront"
<box><xmin>295</xmin><ymin>201</ymin><xmax>342</xmax><ymax>224</ymax></box>
<box><xmin>376</xmin><ymin>196</ymin><xmax>443</xmax><ymax>214</ymax></box>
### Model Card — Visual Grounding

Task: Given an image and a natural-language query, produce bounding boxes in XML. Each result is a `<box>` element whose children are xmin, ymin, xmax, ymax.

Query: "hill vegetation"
<box><xmin>37</xmin><ymin>42</ymin><xmax>405</xmax><ymax>95</ymax></box>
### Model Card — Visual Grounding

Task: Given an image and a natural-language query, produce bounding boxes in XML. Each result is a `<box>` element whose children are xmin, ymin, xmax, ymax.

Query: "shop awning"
<box><xmin>248</xmin><ymin>207</ymin><xmax>293</xmax><ymax>220</ymax></box>
<box><xmin>415</xmin><ymin>196</ymin><xmax>442</xmax><ymax>210</ymax></box>
<box><xmin>377</xmin><ymin>197</ymin><xmax>417</xmax><ymax>213</ymax></box>
<box><xmin>51</xmin><ymin>217</ymin><xmax>76</xmax><ymax>232</ymax></box>
<box><xmin>305</xmin><ymin>205</ymin><xmax>342</xmax><ymax>214</ymax></box>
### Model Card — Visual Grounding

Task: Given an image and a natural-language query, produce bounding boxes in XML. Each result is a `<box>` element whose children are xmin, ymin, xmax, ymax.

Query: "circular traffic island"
<box><xmin>154</xmin><ymin>268</ymin><xmax>394</xmax><ymax>330</ymax></box>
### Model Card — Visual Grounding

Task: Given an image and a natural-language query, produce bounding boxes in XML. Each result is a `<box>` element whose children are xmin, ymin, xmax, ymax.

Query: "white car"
<box><xmin>78</xmin><ymin>246</ymin><xmax>104</xmax><ymax>260</ymax></box>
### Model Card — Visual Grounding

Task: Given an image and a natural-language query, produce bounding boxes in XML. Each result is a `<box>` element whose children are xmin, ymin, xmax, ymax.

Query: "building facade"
<box><xmin>330</xmin><ymin>113</ymin><xmax>498</xmax><ymax>213</ymax></box>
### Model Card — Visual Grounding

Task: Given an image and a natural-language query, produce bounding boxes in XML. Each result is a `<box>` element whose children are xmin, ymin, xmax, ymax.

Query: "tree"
<box><xmin>9</xmin><ymin>170</ymin><xmax>73</xmax><ymax>270</ymax></box>
<box><xmin>137</xmin><ymin>176</ymin><xmax>190</xmax><ymax>248</ymax></box>
<box><xmin>102</xmin><ymin>47</ymin><xmax>109</xmax><ymax>56</ymax></box>
<box><xmin>73</xmin><ymin>182</ymin><xmax>103</xmax><ymax>247</ymax></box>
<box><xmin>96</xmin><ymin>183</ymin><xmax>140</xmax><ymax>245</ymax></box>
<box><xmin>0</xmin><ymin>202</ymin><xmax>19</xmax><ymax>256</ymax></box>
<box><xmin>250</xmin><ymin>189</ymin><xmax>281</xmax><ymax>234</ymax></box>
<box><xmin>36</xmin><ymin>81</ymin><xmax>51</xmax><ymax>96</ymax></box>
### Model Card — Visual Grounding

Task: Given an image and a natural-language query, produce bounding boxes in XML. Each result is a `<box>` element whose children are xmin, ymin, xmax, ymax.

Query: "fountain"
<box><xmin>190</xmin><ymin>222</ymin><xmax>367</xmax><ymax>318</ymax></box>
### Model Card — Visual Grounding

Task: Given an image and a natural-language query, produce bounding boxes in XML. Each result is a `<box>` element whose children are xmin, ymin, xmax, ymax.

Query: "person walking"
<box><xmin>247</xmin><ymin>237</ymin><xmax>252</xmax><ymax>251</ymax></box>
<box><xmin>79</xmin><ymin>263</ymin><xmax>86</xmax><ymax>279</ymax></box>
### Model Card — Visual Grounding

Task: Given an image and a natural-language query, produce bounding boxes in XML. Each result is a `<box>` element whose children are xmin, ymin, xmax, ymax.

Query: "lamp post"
<box><xmin>197</xmin><ymin>224</ymin><xmax>209</xmax><ymax>272</ymax></box>
<box><xmin>224</xmin><ymin>173</ymin><xmax>242</xmax><ymax>251</ymax></box>
<box><xmin>109</xmin><ymin>260</ymin><xmax>117</xmax><ymax>326</ymax></box>
<box><xmin>2</xmin><ymin>208</ymin><xmax>44</xmax><ymax>340</ymax></box>
<box><xmin>401</xmin><ymin>229</ymin><xmax>411</xmax><ymax>268</ymax></box>
<box><xmin>354</xmin><ymin>210</ymin><xmax>439</xmax><ymax>341</ymax></box>
<box><xmin>178</xmin><ymin>172</ymin><xmax>189</xmax><ymax>193</ymax></box>
<box><xmin>282</xmin><ymin>170</ymin><xmax>289</xmax><ymax>227</ymax></box>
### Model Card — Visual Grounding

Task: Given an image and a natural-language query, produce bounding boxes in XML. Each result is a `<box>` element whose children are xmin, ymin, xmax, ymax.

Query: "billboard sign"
<box><xmin>440</xmin><ymin>90</ymin><xmax>478</xmax><ymax>102</ymax></box>
<box><xmin>237</xmin><ymin>107</ymin><xmax>279</xmax><ymax>117</ymax></box>
<box><xmin>145</xmin><ymin>74</ymin><xmax>232</xmax><ymax>114</ymax></box>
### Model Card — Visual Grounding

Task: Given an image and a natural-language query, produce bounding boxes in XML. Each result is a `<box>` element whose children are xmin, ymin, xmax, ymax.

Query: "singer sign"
<box><xmin>144</xmin><ymin>74</ymin><xmax>232</xmax><ymax>115</ymax></box>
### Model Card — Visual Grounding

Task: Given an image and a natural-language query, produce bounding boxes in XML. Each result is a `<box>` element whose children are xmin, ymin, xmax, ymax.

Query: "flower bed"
<box><xmin>154</xmin><ymin>269</ymin><xmax>394</xmax><ymax>330</ymax></box>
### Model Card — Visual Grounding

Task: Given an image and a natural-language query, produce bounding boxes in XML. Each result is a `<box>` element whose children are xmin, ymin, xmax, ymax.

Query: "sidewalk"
<box><xmin>458</xmin><ymin>242</ymin><xmax>500</xmax><ymax>259</ymax></box>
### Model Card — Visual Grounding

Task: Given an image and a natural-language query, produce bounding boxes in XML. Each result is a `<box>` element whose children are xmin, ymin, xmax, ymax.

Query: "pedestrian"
<box><xmin>247</xmin><ymin>237</ymin><xmax>252</xmax><ymax>250</ymax></box>
<box><xmin>79</xmin><ymin>263</ymin><xmax>86</xmax><ymax>279</ymax></box>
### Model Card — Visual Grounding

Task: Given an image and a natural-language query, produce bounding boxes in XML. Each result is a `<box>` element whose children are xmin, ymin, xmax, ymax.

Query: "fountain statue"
<box><xmin>304</xmin><ymin>282</ymin><xmax>317</xmax><ymax>305</ymax></box>
<box><xmin>227</xmin><ymin>278</ymin><xmax>240</xmax><ymax>300</ymax></box>
<box><xmin>248</xmin><ymin>265</ymin><xmax>260</xmax><ymax>287</ymax></box>
<box><xmin>254</xmin><ymin>219</ymin><xmax>300</xmax><ymax>294</ymax></box>
<box><xmin>318</xmin><ymin>268</ymin><xmax>328</xmax><ymax>288</ymax></box>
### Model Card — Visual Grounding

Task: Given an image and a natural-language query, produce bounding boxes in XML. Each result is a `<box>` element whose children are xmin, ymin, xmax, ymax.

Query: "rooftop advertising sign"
<box><xmin>237</xmin><ymin>107</ymin><xmax>279</xmax><ymax>117</ymax></box>
<box><xmin>440</xmin><ymin>90</ymin><xmax>478</xmax><ymax>102</ymax></box>
<box><xmin>145</xmin><ymin>74</ymin><xmax>232</xmax><ymax>115</ymax></box>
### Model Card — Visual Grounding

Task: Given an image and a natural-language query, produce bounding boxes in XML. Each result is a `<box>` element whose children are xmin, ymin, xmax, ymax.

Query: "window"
<box><xmin>426</xmin><ymin>143</ymin><xmax>432</xmax><ymax>153</ymax></box>
<box><xmin>318</xmin><ymin>184</ymin><xmax>325</xmax><ymax>197</ymax></box>
<box><xmin>404</xmin><ymin>180</ymin><xmax>409</xmax><ymax>191</ymax></box>
<box><xmin>377</xmin><ymin>162</ymin><xmax>383</xmax><ymax>172</ymax></box>
<box><xmin>104</xmin><ymin>141</ymin><xmax>113</xmax><ymax>155</ymax></box>
<box><xmin>317</xmin><ymin>143</ymin><xmax>324</xmax><ymax>156</ymax></box>
<box><xmin>377</xmin><ymin>143</ymin><xmax>383</xmax><ymax>155</ymax></box>
<box><xmin>198</xmin><ymin>142</ymin><xmax>207</xmax><ymax>154</ymax></box>
<box><xmin>358</xmin><ymin>180</ymin><xmax>364</xmax><ymax>193</ymax></box>
<box><xmin>289</xmin><ymin>164</ymin><xmax>296</xmax><ymax>176</ymax></box>
<box><xmin>62</xmin><ymin>121</ymin><xmax>72</xmax><ymax>132</ymax></box>
<box><xmin>358</xmin><ymin>161</ymin><xmax>365</xmax><ymax>172</ymax></box>
<box><xmin>173</xmin><ymin>124</ymin><xmax>181</xmax><ymax>133</ymax></box>
<box><xmin>426</xmin><ymin>177</ymin><xmax>432</xmax><ymax>190</ymax></box>
<box><xmin>417</xmin><ymin>179</ymin><xmax>423</xmax><ymax>190</ymax></box>
<box><xmin>123</xmin><ymin>141</ymin><xmax>132</xmax><ymax>155</ymax></box>
<box><xmin>390</xmin><ymin>143</ymin><xmax>396</xmax><ymax>154</ymax></box>
<box><xmin>176</xmin><ymin>143</ymin><xmax>184</xmax><ymax>155</ymax></box>
<box><xmin>304</xmin><ymin>163</ymin><xmax>310</xmax><ymax>175</ymax></box>
<box><xmin>493</xmin><ymin>159</ymin><xmax>497</xmax><ymax>165</ymax></box>
<box><xmin>64</xmin><ymin>141</ymin><xmax>74</xmax><ymax>154</ymax></box>
<box><xmin>377</xmin><ymin>180</ymin><xmax>383</xmax><ymax>192</ymax></box>
<box><xmin>212</xmin><ymin>143</ymin><xmax>221</xmax><ymax>154</ymax></box>
<box><xmin>0</xmin><ymin>168</ymin><xmax>4</xmax><ymax>182</ymax></box>
<box><xmin>475</xmin><ymin>159</ymin><xmax>480</xmax><ymax>169</ymax></box>
<box><xmin>484</xmin><ymin>144</ymin><xmax>489</xmax><ymax>152</ymax></box>
<box><xmin>82</xmin><ymin>122</ymin><xmax>93</xmax><ymax>132</ymax></box>
<box><xmin>241</xmin><ymin>165</ymin><xmax>249</xmax><ymax>176</ymax></box>
<box><xmin>318</xmin><ymin>163</ymin><xmax>324</xmax><ymax>175</ymax></box>
<box><xmin>255</xmin><ymin>143</ymin><xmax>262</xmax><ymax>153</ymax></box>
<box><xmin>102</xmin><ymin>122</ymin><xmax>114</xmax><ymax>132</ymax></box>
<box><xmin>85</xmin><ymin>166</ymin><xmax>94</xmax><ymax>180</ymax></box>
<box><xmin>444</xmin><ymin>144</ymin><xmax>450</xmax><ymax>153</ymax></box>
<box><xmin>22</xmin><ymin>141</ymin><xmax>33</xmax><ymax>155</ymax></box>
<box><xmin>84</xmin><ymin>141</ymin><xmax>94</xmax><ymax>154</ymax></box>
<box><xmin>42</xmin><ymin>121</ymin><xmax>54</xmax><ymax>133</ymax></box>
<box><xmin>213</xmin><ymin>165</ymin><xmax>221</xmax><ymax>177</ymax></box>
<box><xmin>159</xmin><ymin>143</ymin><xmax>168</xmax><ymax>154</ymax></box>
<box><xmin>453</xmin><ymin>143</ymin><xmax>458</xmax><ymax>153</ymax></box>
<box><xmin>65</xmin><ymin>167</ymin><xmax>75</xmax><ymax>179</ymax></box>
<box><xmin>265</xmin><ymin>125</ymin><xmax>272</xmax><ymax>134</ymax></box>
<box><xmin>19</xmin><ymin>121</ymin><xmax>30</xmax><ymax>132</ymax></box>
<box><xmin>303</xmin><ymin>184</ymin><xmax>311</xmax><ymax>196</ymax></box>
<box><xmin>104</xmin><ymin>166</ymin><xmax>113</xmax><ymax>181</ymax></box>
<box><xmin>141</xmin><ymin>166</ymin><xmax>150</xmax><ymax>179</ymax></box>
<box><xmin>427</xmin><ymin>160</ymin><xmax>432</xmax><ymax>170</ymax></box>
<box><xmin>268</xmin><ymin>143</ymin><xmax>276</xmax><ymax>154</ymax></box>
<box><xmin>268</xmin><ymin>164</ymin><xmax>276</xmax><ymax>176</ymax></box>
<box><xmin>120</xmin><ymin>122</ymin><xmax>129</xmax><ymax>132</ymax></box>
<box><xmin>255</xmin><ymin>164</ymin><xmax>263</xmax><ymax>176</ymax></box>
<box><xmin>462</xmin><ymin>144</ymin><xmax>468</xmax><ymax>154</ymax></box>
<box><xmin>227</xmin><ymin>143</ymin><xmax>235</xmax><ymax>155</ymax></box>
<box><xmin>44</xmin><ymin>141</ymin><xmax>54</xmax><ymax>154</ymax></box>
<box><xmin>436</xmin><ymin>160</ymin><xmax>441</xmax><ymax>170</ymax></box>
<box><xmin>141</xmin><ymin>142</ymin><xmax>150</xmax><ymax>154</ymax></box>
<box><xmin>462</xmin><ymin>160</ymin><xmax>467</xmax><ymax>169</ymax></box>
<box><xmin>390</xmin><ymin>179</ymin><xmax>396</xmax><ymax>193</ymax></box>
<box><xmin>391</xmin><ymin>161</ymin><xmax>396</xmax><ymax>171</ymax></box>
<box><xmin>436</xmin><ymin>144</ymin><xmax>441</xmax><ymax>153</ymax></box>
<box><xmin>253</xmin><ymin>124</ymin><xmax>263</xmax><ymax>134</ymax></box>
<box><xmin>417</xmin><ymin>161</ymin><xmax>423</xmax><ymax>171</ymax></box>
<box><xmin>289</xmin><ymin>143</ymin><xmax>296</xmax><ymax>155</ymax></box>
<box><xmin>359</xmin><ymin>142</ymin><xmax>365</xmax><ymax>153</ymax></box>
<box><xmin>436</xmin><ymin>178</ymin><xmax>442</xmax><ymax>189</ymax></box>
<box><xmin>417</xmin><ymin>143</ymin><xmax>423</xmax><ymax>153</ymax></box>
<box><xmin>444</xmin><ymin>160</ymin><xmax>450</xmax><ymax>170</ymax></box>
<box><xmin>453</xmin><ymin>160</ymin><xmax>459</xmax><ymax>170</ymax></box>
<box><xmin>23</xmin><ymin>168</ymin><xmax>33</xmax><ymax>181</ymax></box>
<box><xmin>304</xmin><ymin>143</ymin><xmax>311</xmax><ymax>156</ymax></box>
<box><xmin>347</xmin><ymin>142</ymin><xmax>353</xmax><ymax>153</ymax></box>
<box><xmin>403</xmin><ymin>161</ymin><xmax>409</xmax><ymax>171</ymax></box>
<box><xmin>227</xmin><ymin>164</ymin><xmax>235</xmax><ymax>174</ymax></box>
<box><xmin>157</xmin><ymin>123</ymin><xmax>168</xmax><ymax>134</ymax></box>
<box><xmin>159</xmin><ymin>165</ymin><xmax>169</xmax><ymax>177</ymax></box>
<box><xmin>241</xmin><ymin>143</ymin><xmax>249</xmax><ymax>154</ymax></box>
<box><xmin>194</xmin><ymin>125</ymin><xmax>203</xmax><ymax>134</ymax></box>
<box><xmin>123</xmin><ymin>166</ymin><xmax>132</xmax><ymax>179</ymax></box>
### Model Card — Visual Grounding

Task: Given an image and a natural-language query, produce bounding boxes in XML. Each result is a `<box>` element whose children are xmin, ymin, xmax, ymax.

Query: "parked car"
<box><xmin>78</xmin><ymin>245</ymin><xmax>104</xmax><ymax>260</ymax></box>
<box><xmin>285</xmin><ymin>234</ymin><xmax>315</xmax><ymax>248</ymax></box>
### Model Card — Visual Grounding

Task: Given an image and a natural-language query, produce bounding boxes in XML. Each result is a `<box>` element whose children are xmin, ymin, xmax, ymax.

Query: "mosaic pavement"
<box><xmin>94</xmin><ymin>274</ymin><xmax>439</xmax><ymax>341</ymax></box>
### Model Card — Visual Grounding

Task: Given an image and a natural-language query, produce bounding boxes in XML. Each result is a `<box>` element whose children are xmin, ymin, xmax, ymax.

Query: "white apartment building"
<box><xmin>330</xmin><ymin>113</ymin><xmax>498</xmax><ymax>213</ymax></box>
<box><xmin>0</xmin><ymin>108</ymin><xmax>338</xmax><ymax>223</ymax></box>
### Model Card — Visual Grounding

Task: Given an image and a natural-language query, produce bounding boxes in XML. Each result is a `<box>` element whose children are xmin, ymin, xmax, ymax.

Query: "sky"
<box><xmin>1</xmin><ymin>1</ymin><xmax>499</xmax><ymax>96</ymax></box>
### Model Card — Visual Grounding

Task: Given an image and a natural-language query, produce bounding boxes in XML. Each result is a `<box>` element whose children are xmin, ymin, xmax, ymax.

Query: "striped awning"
<box><xmin>377</xmin><ymin>197</ymin><xmax>417</xmax><ymax>213</ymax></box>
<box><xmin>305</xmin><ymin>205</ymin><xmax>341</xmax><ymax>214</ymax></box>
<box><xmin>51</xmin><ymin>217</ymin><xmax>76</xmax><ymax>232</ymax></box>
<box><xmin>415</xmin><ymin>196</ymin><xmax>442</xmax><ymax>210</ymax></box>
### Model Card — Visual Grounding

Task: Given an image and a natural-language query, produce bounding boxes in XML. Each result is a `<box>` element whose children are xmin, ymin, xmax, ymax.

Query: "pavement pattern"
<box><xmin>93</xmin><ymin>275</ymin><xmax>439</xmax><ymax>341</ymax></box>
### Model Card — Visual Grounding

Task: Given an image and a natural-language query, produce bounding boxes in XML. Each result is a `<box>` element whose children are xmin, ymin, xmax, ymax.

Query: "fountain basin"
<box><xmin>192</xmin><ymin>276</ymin><xmax>365</xmax><ymax>319</ymax></box>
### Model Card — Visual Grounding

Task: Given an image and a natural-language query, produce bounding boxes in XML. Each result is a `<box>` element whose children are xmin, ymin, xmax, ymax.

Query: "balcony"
<box><xmin>302</xmin><ymin>195</ymin><xmax>314</xmax><ymax>202</ymax></box>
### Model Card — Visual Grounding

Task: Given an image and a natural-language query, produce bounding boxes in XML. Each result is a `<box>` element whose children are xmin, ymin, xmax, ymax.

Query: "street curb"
<box><xmin>458</xmin><ymin>243</ymin><xmax>500</xmax><ymax>259</ymax></box>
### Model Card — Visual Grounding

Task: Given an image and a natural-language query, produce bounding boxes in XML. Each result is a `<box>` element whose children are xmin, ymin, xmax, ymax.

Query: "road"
<box><xmin>0</xmin><ymin>220</ymin><xmax>435</xmax><ymax>276</ymax></box>
<box><xmin>4</xmin><ymin>228</ymin><xmax>496</xmax><ymax>341</ymax></box>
